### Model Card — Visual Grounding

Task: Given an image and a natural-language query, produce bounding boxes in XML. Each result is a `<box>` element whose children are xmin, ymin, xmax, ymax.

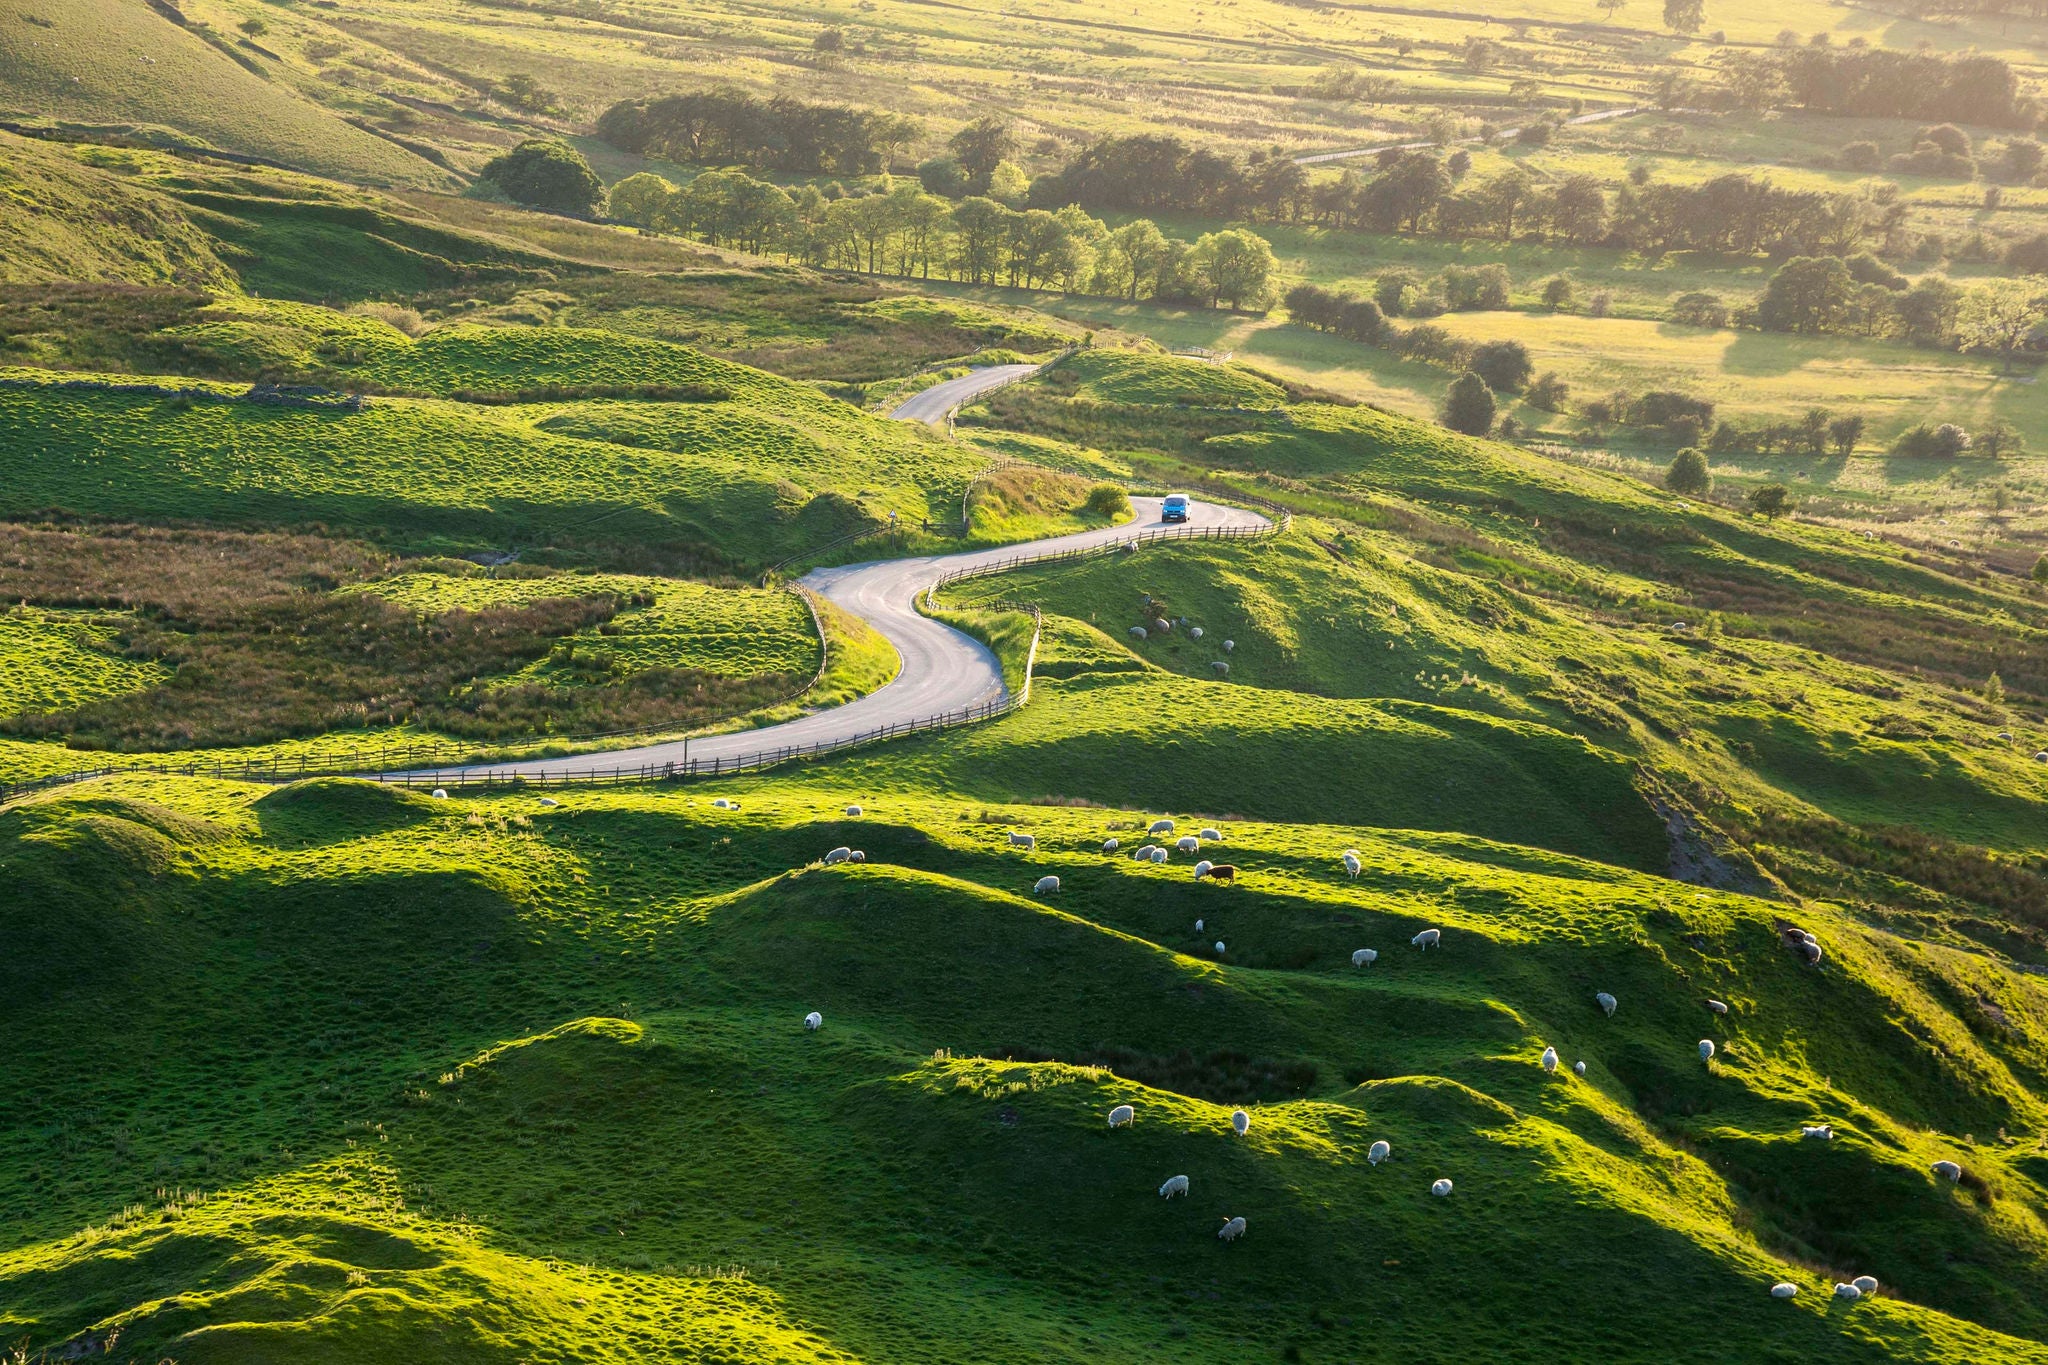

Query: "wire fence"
<box><xmin>2</xmin><ymin>496</ymin><xmax>1291</xmax><ymax>805</ymax></box>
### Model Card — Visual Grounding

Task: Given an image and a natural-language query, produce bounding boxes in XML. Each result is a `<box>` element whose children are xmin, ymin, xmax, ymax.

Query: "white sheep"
<box><xmin>1431</xmin><ymin>1178</ymin><xmax>1453</xmax><ymax>1197</ymax></box>
<box><xmin>1368</xmin><ymin>1140</ymin><xmax>1390</xmax><ymax>1166</ymax></box>
<box><xmin>1412</xmin><ymin>928</ymin><xmax>1441</xmax><ymax>950</ymax></box>
<box><xmin>431</xmin><ymin>788</ymin><xmax>448</xmax><ymax>800</ymax></box>
<box><xmin>1223</xmin><ymin>639</ymin><xmax>1235</xmax><ymax>652</ymax></box>
<box><xmin>1800</xmin><ymin>1124</ymin><xmax>1833</xmax><ymax>1141</ymax></box>
<box><xmin>712</xmin><ymin>798</ymin><xmax>733</xmax><ymax>810</ymax></box>
<box><xmin>1541</xmin><ymin>1046</ymin><xmax>1558</xmax><ymax>1074</ymax></box>
<box><xmin>1133</xmin><ymin>844</ymin><xmax>1157</xmax><ymax>860</ymax></box>
<box><xmin>538</xmin><ymin>797</ymin><xmax>559</xmax><ymax>808</ymax></box>
<box><xmin>1149</xmin><ymin>818</ymin><xmax>1175</xmax><ymax>835</ymax></box>
<box><xmin>1159</xmin><ymin>1174</ymin><xmax>1189</xmax><ymax>1199</ymax></box>
<box><xmin>1151</xmin><ymin>848</ymin><xmax>1169</xmax><ymax>864</ymax></box>
<box><xmin>1034</xmin><ymin>875</ymin><xmax>1061</xmax><ymax>895</ymax></box>
<box><xmin>1833</xmin><ymin>1283</ymin><xmax>1862</xmax><ymax>1301</ymax></box>
<box><xmin>844</xmin><ymin>804</ymin><xmax>864</xmax><ymax>817</ymax></box>
<box><xmin>1195</xmin><ymin>860</ymin><xmax>1214</xmax><ymax>880</ymax></box>
<box><xmin>1177</xmin><ymin>835</ymin><xmax>1201</xmax><ymax>853</ymax></box>
<box><xmin>1802</xmin><ymin>939</ymin><xmax>1823</xmax><ymax>966</ymax></box>
<box><xmin>1699</xmin><ymin>1039</ymin><xmax>1716</xmax><ymax>1062</ymax></box>
<box><xmin>1933</xmin><ymin>1160</ymin><xmax>1963</xmax><ymax>1182</ymax></box>
<box><xmin>1852</xmin><ymin>1276</ymin><xmax>1878</xmax><ymax>1296</ymax></box>
<box><xmin>1190</xmin><ymin>626</ymin><xmax>1204</xmax><ymax>640</ymax></box>
<box><xmin>1572</xmin><ymin>1060</ymin><xmax>1586</xmax><ymax>1078</ymax></box>
<box><xmin>1341</xmin><ymin>852</ymin><xmax>1361</xmax><ymax>878</ymax></box>
<box><xmin>1770</xmin><ymin>1283</ymin><xmax>1798</xmax><ymax>1300</ymax></box>
<box><xmin>804</xmin><ymin>1011</ymin><xmax>823</xmax><ymax>1031</ymax></box>
<box><xmin>1706</xmin><ymin>999</ymin><xmax>1729</xmax><ymax>1015</ymax></box>
<box><xmin>1009</xmin><ymin>831</ymin><xmax>1036</xmax><ymax>849</ymax></box>
<box><xmin>1595</xmin><ymin>991</ymin><xmax>1617</xmax><ymax>1017</ymax></box>
<box><xmin>1214</xmin><ymin>941</ymin><xmax>1226</xmax><ymax>955</ymax></box>
<box><xmin>1102</xmin><ymin>838</ymin><xmax>1120</xmax><ymax>853</ymax></box>
<box><xmin>1231</xmin><ymin>1110</ymin><xmax>1250</xmax><ymax>1136</ymax></box>
<box><xmin>1351</xmin><ymin>948</ymin><xmax>1378</xmax><ymax>967</ymax></box>
<box><xmin>1130</xmin><ymin>626</ymin><xmax>1148</xmax><ymax>640</ymax></box>
<box><xmin>850</xmin><ymin>850</ymin><xmax>866</xmax><ymax>863</ymax></box>
<box><xmin>1200</xmin><ymin>827</ymin><xmax>1222</xmax><ymax>840</ymax></box>
<box><xmin>1212</xmin><ymin>660</ymin><xmax>1230</xmax><ymax>676</ymax></box>
<box><xmin>1195</xmin><ymin>918</ymin><xmax>1204</xmax><ymax>932</ymax></box>
<box><xmin>1108</xmin><ymin>1104</ymin><xmax>1135</xmax><ymax>1128</ymax></box>
<box><xmin>1218</xmin><ymin>1216</ymin><xmax>1246</xmax><ymax>1242</ymax></box>
<box><xmin>823</xmin><ymin>846</ymin><xmax>853</xmax><ymax>865</ymax></box>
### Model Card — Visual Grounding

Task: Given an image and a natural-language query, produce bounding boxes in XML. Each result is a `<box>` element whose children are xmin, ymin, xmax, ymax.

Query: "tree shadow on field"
<box><xmin>1717</xmin><ymin>331</ymin><xmax>1818</xmax><ymax>379</ymax></box>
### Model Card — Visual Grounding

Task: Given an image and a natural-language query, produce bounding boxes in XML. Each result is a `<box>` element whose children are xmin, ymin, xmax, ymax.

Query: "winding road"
<box><xmin>406</xmin><ymin>366</ymin><xmax>1270</xmax><ymax>783</ymax></box>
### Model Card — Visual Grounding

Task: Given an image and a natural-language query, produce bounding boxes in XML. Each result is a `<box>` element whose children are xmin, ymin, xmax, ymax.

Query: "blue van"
<box><xmin>1162</xmin><ymin>493</ymin><xmax>1190</xmax><ymax>523</ymax></box>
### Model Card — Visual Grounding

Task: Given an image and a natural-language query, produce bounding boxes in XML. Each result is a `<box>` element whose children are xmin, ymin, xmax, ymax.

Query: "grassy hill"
<box><xmin>5</xmin><ymin>775</ymin><xmax>2048</xmax><ymax>1361</ymax></box>
<box><xmin>0</xmin><ymin>0</ymin><xmax>453</xmax><ymax>188</ymax></box>
<box><xmin>0</xmin><ymin>131</ymin><xmax>233</xmax><ymax>288</ymax></box>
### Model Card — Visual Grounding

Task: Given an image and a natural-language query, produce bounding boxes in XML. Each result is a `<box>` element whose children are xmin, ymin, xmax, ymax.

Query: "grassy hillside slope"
<box><xmin>0</xmin><ymin>0</ymin><xmax>451</xmax><ymax>188</ymax></box>
<box><xmin>0</xmin><ymin>131</ymin><xmax>233</xmax><ymax>287</ymax></box>
<box><xmin>4</xmin><ymin>776</ymin><xmax>2048</xmax><ymax>1362</ymax></box>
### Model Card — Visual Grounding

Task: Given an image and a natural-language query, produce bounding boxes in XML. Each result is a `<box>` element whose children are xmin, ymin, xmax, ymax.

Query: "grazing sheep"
<box><xmin>1205</xmin><ymin>864</ymin><xmax>1238</xmax><ymax>883</ymax></box>
<box><xmin>1431</xmin><ymin>1179</ymin><xmax>1453</xmax><ymax>1197</ymax></box>
<box><xmin>1211</xmin><ymin>661</ymin><xmax>1230</xmax><ymax>676</ymax></box>
<box><xmin>1706</xmin><ymin>999</ymin><xmax>1729</xmax><ymax>1015</ymax></box>
<box><xmin>1133</xmin><ymin>844</ymin><xmax>1157</xmax><ymax>860</ymax></box>
<box><xmin>1223</xmin><ymin>639</ymin><xmax>1235</xmax><ymax>652</ymax></box>
<box><xmin>1218</xmin><ymin>1216</ymin><xmax>1246</xmax><ymax>1242</ymax></box>
<box><xmin>844</xmin><ymin>804</ymin><xmax>864</xmax><ymax>817</ymax></box>
<box><xmin>431</xmin><ymin>788</ymin><xmax>448</xmax><ymax>800</ymax></box>
<box><xmin>1151</xmin><ymin>848</ymin><xmax>1169</xmax><ymax>864</ymax></box>
<box><xmin>1130</xmin><ymin>626</ymin><xmax>1148</xmax><ymax>640</ymax></box>
<box><xmin>804</xmin><ymin>1011</ymin><xmax>823</xmax><ymax>1031</ymax></box>
<box><xmin>1159</xmin><ymin>1175</ymin><xmax>1190</xmax><ymax>1199</ymax></box>
<box><xmin>1801</xmin><ymin>1125</ymin><xmax>1834</xmax><ymax>1141</ymax></box>
<box><xmin>1770</xmin><ymin>1283</ymin><xmax>1799</xmax><ymax>1300</ymax></box>
<box><xmin>1341</xmin><ymin>852</ymin><xmax>1362</xmax><ymax>878</ymax></box>
<box><xmin>1541</xmin><ymin>1046</ymin><xmax>1558</xmax><ymax>1074</ymax></box>
<box><xmin>1595</xmin><ymin>992</ymin><xmax>1617</xmax><ymax>1018</ymax></box>
<box><xmin>824</xmin><ymin>846</ymin><xmax>853</xmax><ymax>865</ymax></box>
<box><xmin>1195</xmin><ymin>860</ymin><xmax>1214</xmax><ymax>880</ymax></box>
<box><xmin>1103</xmin><ymin>838</ymin><xmax>1120</xmax><ymax>853</ymax></box>
<box><xmin>1009</xmin><ymin>831</ymin><xmax>1037</xmax><ymax>850</ymax></box>
<box><xmin>1034</xmin><ymin>875</ymin><xmax>1061</xmax><ymax>896</ymax></box>
<box><xmin>712</xmin><ymin>798</ymin><xmax>733</xmax><ymax>810</ymax></box>
<box><xmin>1699</xmin><ymin>1039</ymin><xmax>1717</xmax><ymax>1062</ymax></box>
<box><xmin>1149</xmin><ymin>819</ymin><xmax>1176</xmax><ymax>835</ymax></box>
<box><xmin>1368</xmin><ymin>1140</ymin><xmax>1391</xmax><ymax>1166</ymax></box>
<box><xmin>1177</xmin><ymin>835</ymin><xmax>1201</xmax><ymax>853</ymax></box>
<box><xmin>1833</xmin><ymin>1283</ymin><xmax>1862</xmax><ymax>1301</ymax></box>
<box><xmin>1573</xmin><ymin>1061</ymin><xmax>1587</xmax><ymax>1078</ymax></box>
<box><xmin>1933</xmin><ymin>1160</ymin><xmax>1963</xmax><ymax>1182</ymax></box>
<box><xmin>1190</xmin><ymin>626</ymin><xmax>1204</xmax><ymax>640</ymax></box>
<box><xmin>1231</xmin><ymin>1110</ymin><xmax>1250</xmax><ymax>1136</ymax></box>
<box><xmin>1412</xmin><ymin>928</ymin><xmax>1441</xmax><ymax>950</ymax></box>
<box><xmin>538</xmin><ymin>797</ymin><xmax>559</xmax><ymax>808</ymax></box>
<box><xmin>1802</xmin><ymin>939</ymin><xmax>1823</xmax><ymax>966</ymax></box>
<box><xmin>850</xmin><ymin>851</ymin><xmax>866</xmax><ymax>863</ymax></box>
<box><xmin>1108</xmin><ymin>1104</ymin><xmax>1135</xmax><ymax>1128</ymax></box>
<box><xmin>1200</xmin><ymin>828</ymin><xmax>1222</xmax><ymax>841</ymax></box>
<box><xmin>1351</xmin><ymin>948</ymin><xmax>1378</xmax><ymax>967</ymax></box>
<box><xmin>2036</xmin><ymin>751</ymin><xmax>2048</xmax><ymax>764</ymax></box>
<box><xmin>1154</xmin><ymin>618</ymin><xmax>1172</xmax><ymax>633</ymax></box>
<box><xmin>1853</xmin><ymin>1276</ymin><xmax>1878</xmax><ymax>1295</ymax></box>
<box><xmin>1214</xmin><ymin>941</ymin><xmax>1226</xmax><ymax>955</ymax></box>
<box><xmin>1195</xmin><ymin>919</ymin><xmax>1204</xmax><ymax>932</ymax></box>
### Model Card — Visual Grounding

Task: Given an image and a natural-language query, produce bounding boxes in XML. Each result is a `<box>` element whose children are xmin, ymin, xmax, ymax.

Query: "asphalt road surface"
<box><xmin>887</xmin><ymin>363</ymin><xmax>1043</xmax><ymax>424</ymax></box>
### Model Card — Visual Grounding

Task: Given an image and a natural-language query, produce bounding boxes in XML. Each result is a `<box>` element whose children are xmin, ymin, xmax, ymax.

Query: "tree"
<box><xmin>607</xmin><ymin>172</ymin><xmax>681</xmax><ymax>229</ymax></box>
<box><xmin>1479</xmin><ymin>166</ymin><xmax>1537</xmax><ymax>240</ymax></box>
<box><xmin>1663</xmin><ymin>0</ymin><xmax>1704</xmax><ymax>34</ymax></box>
<box><xmin>987</xmin><ymin>160</ymin><xmax>1031</xmax><ymax>206</ymax></box>
<box><xmin>1100</xmin><ymin>219</ymin><xmax>1172</xmax><ymax>300</ymax></box>
<box><xmin>1667</xmin><ymin>447</ymin><xmax>1711</xmax><ymax>494</ymax></box>
<box><xmin>238</xmin><ymin>17</ymin><xmax>268</xmax><ymax>36</ymax></box>
<box><xmin>1755</xmin><ymin>256</ymin><xmax>1855</xmax><ymax>334</ymax></box>
<box><xmin>497</xmin><ymin>73</ymin><xmax>556</xmax><ymax>113</ymax></box>
<box><xmin>1747</xmin><ymin>483</ymin><xmax>1792</xmax><ymax>518</ymax></box>
<box><xmin>813</xmin><ymin>26</ymin><xmax>846</xmax><ymax>55</ymax></box>
<box><xmin>1958</xmin><ymin>278</ymin><xmax>2048</xmax><ymax>373</ymax></box>
<box><xmin>1190</xmin><ymin>229</ymin><xmax>1277</xmax><ymax>310</ymax></box>
<box><xmin>1541</xmin><ymin>275</ymin><xmax>1576</xmax><ymax>311</ymax></box>
<box><xmin>2033</xmin><ymin>553</ymin><xmax>2048</xmax><ymax>585</ymax></box>
<box><xmin>1976</xmin><ymin>420</ymin><xmax>2023</xmax><ymax>458</ymax></box>
<box><xmin>1597</xmin><ymin>0</ymin><xmax>1627</xmax><ymax>20</ymax></box>
<box><xmin>2005</xmin><ymin>138</ymin><xmax>2045</xmax><ymax>183</ymax></box>
<box><xmin>951</xmin><ymin>117</ymin><xmax>1017</xmax><ymax>195</ymax></box>
<box><xmin>1547</xmin><ymin>174</ymin><xmax>1608</xmax><ymax>244</ymax></box>
<box><xmin>1527</xmin><ymin>371</ymin><xmax>1570</xmax><ymax>411</ymax></box>
<box><xmin>476</xmin><ymin>139</ymin><xmax>605</xmax><ymax>217</ymax></box>
<box><xmin>1827</xmin><ymin>412</ymin><xmax>1865</xmax><ymax>457</ymax></box>
<box><xmin>1471</xmin><ymin>339</ymin><xmax>1534</xmax><ymax>392</ymax></box>
<box><xmin>1441</xmin><ymin>371</ymin><xmax>1497</xmax><ymax>436</ymax></box>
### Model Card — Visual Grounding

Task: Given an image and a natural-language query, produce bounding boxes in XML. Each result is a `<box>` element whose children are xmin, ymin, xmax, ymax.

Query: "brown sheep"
<box><xmin>1204</xmin><ymin>864</ymin><xmax>1238</xmax><ymax>883</ymax></box>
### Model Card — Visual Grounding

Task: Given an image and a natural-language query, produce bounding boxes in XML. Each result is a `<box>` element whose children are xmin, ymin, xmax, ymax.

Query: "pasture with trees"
<box><xmin>8</xmin><ymin>1</ymin><xmax>2048</xmax><ymax>1362</ymax></box>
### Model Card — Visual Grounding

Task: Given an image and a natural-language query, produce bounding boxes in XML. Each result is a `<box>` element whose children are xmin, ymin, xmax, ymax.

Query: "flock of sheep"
<box><xmin>795</xmin><ymin>802</ymin><xmax>1971</xmax><ymax>1297</ymax></box>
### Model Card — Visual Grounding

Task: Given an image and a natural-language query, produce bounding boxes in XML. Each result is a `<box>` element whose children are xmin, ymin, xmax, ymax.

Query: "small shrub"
<box><xmin>1526</xmin><ymin>371</ymin><xmax>1570</xmax><ymax>411</ymax></box>
<box><xmin>1083</xmin><ymin>484</ymin><xmax>1132</xmax><ymax>519</ymax></box>
<box><xmin>1440</xmin><ymin>370</ymin><xmax>1497</xmax><ymax>436</ymax></box>
<box><xmin>1840</xmin><ymin>140</ymin><xmax>1881</xmax><ymax>172</ymax></box>
<box><xmin>1667</xmin><ymin>447</ymin><xmax>1711</xmax><ymax>495</ymax></box>
<box><xmin>1469</xmin><ymin>338</ymin><xmax>1533</xmax><ymax>393</ymax></box>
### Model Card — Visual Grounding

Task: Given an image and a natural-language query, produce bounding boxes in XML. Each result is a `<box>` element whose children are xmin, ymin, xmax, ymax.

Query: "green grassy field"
<box><xmin>8</xmin><ymin>773</ymin><xmax>2048</xmax><ymax>1361</ymax></box>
